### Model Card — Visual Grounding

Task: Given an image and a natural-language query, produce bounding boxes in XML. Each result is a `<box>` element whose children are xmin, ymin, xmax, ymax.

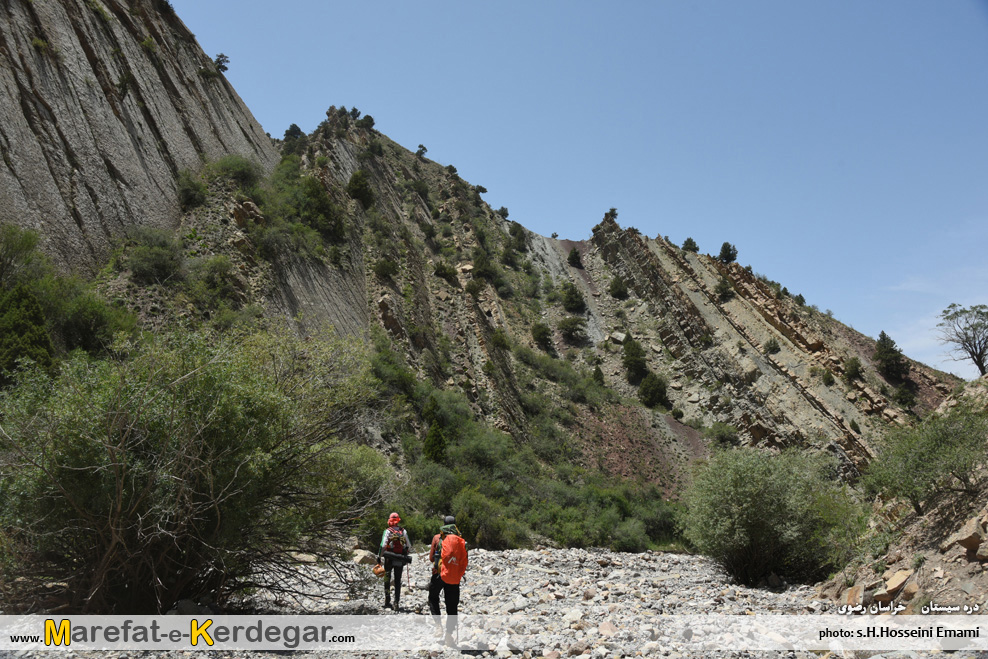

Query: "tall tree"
<box><xmin>938</xmin><ymin>304</ymin><xmax>988</xmax><ymax>376</ymax></box>
<box><xmin>873</xmin><ymin>331</ymin><xmax>909</xmax><ymax>380</ymax></box>
<box><xmin>717</xmin><ymin>242</ymin><xmax>738</xmax><ymax>264</ymax></box>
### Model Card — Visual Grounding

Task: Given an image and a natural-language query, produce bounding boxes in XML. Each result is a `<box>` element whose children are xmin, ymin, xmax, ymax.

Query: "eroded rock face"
<box><xmin>0</xmin><ymin>0</ymin><xmax>277</xmax><ymax>271</ymax></box>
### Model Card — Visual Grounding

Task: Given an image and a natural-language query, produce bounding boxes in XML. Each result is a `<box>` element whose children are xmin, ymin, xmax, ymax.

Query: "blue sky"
<box><xmin>170</xmin><ymin>0</ymin><xmax>988</xmax><ymax>380</ymax></box>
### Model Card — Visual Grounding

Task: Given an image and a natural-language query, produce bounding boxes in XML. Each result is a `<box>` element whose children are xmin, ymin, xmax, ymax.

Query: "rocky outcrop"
<box><xmin>0</xmin><ymin>0</ymin><xmax>277</xmax><ymax>271</ymax></box>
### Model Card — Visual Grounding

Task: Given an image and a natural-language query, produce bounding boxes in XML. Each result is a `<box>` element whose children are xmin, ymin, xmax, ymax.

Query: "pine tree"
<box><xmin>873</xmin><ymin>331</ymin><xmax>909</xmax><ymax>380</ymax></box>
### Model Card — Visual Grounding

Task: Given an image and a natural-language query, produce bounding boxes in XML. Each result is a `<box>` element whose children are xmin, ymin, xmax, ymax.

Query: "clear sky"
<box><xmin>170</xmin><ymin>0</ymin><xmax>988</xmax><ymax>380</ymax></box>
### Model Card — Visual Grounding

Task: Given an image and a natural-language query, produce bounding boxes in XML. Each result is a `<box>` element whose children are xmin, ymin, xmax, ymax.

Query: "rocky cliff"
<box><xmin>0</xmin><ymin>0</ymin><xmax>277</xmax><ymax>272</ymax></box>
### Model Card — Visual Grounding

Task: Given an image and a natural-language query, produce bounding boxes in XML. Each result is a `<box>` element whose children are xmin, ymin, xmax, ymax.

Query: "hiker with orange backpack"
<box><xmin>428</xmin><ymin>515</ymin><xmax>468</xmax><ymax>646</ymax></box>
<box><xmin>376</xmin><ymin>512</ymin><xmax>412</xmax><ymax>612</ymax></box>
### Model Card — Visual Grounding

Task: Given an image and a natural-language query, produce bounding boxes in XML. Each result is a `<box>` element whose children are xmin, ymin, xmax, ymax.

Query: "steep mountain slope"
<box><xmin>0</xmin><ymin>0</ymin><xmax>277</xmax><ymax>272</ymax></box>
<box><xmin>1</xmin><ymin>0</ymin><xmax>963</xmax><ymax>512</ymax></box>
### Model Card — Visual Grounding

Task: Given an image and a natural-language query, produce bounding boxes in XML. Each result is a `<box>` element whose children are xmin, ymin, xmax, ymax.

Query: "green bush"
<box><xmin>622</xmin><ymin>338</ymin><xmax>648</xmax><ymax>385</ymax></box>
<box><xmin>373</xmin><ymin>259</ymin><xmax>399</xmax><ymax>280</ymax></box>
<box><xmin>704</xmin><ymin>421</ymin><xmax>739</xmax><ymax>445</ymax></box>
<box><xmin>638</xmin><ymin>372</ymin><xmax>668</xmax><ymax>408</ymax></box>
<box><xmin>567</xmin><ymin>248</ymin><xmax>582</xmax><ymax>268</ymax></box>
<box><xmin>0</xmin><ymin>285</ymin><xmax>53</xmax><ymax>385</ymax></box>
<box><xmin>608</xmin><ymin>276</ymin><xmax>629</xmax><ymax>299</ymax></box>
<box><xmin>532</xmin><ymin>322</ymin><xmax>553</xmax><ymax>352</ymax></box>
<box><xmin>185</xmin><ymin>255</ymin><xmax>239</xmax><ymax>310</ymax></box>
<box><xmin>763</xmin><ymin>338</ymin><xmax>780</xmax><ymax>355</ymax></box>
<box><xmin>682</xmin><ymin>237</ymin><xmax>699</xmax><ymax>253</ymax></box>
<box><xmin>865</xmin><ymin>409</ymin><xmax>988</xmax><ymax>515</ymax></box>
<box><xmin>558</xmin><ymin>316</ymin><xmax>587</xmax><ymax>345</ymax></box>
<box><xmin>844</xmin><ymin>357</ymin><xmax>863</xmax><ymax>383</ymax></box>
<box><xmin>680</xmin><ymin>448</ymin><xmax>865</xmax><ymax>584</ymax></box>
<box><xmin>0</xmin><ymin>326</ymin><xmax>386</xmax><ymax>612</ymax></box>
<box><xmin>715</xmin><ymin>277</ymin><xmax>733</xmax><ymax>301</ymax></box>
<box><xmin>210</xmin><ymin>155</ymin><xmax>261</xmax><ymax>190</ymax></box>
<box><xmin>560</xmin><ymin>282</ymin><xmax>585</xmax><ymax>313</ymax></box>
<box><xmin>128</xmin><ymin>227</ymin><xmax>184</xmax><ymax>285</ymax></box>
<box><xmin>434</xmin><ymin>261</ymin><xmax>458</xmax><ymax>285</ymax></box>
<box><xmin>176</xmin><ymin>169</ymin><xmax>207</xmax><ymax>210</ymax></box>
<box><xmin>346</xmin><ymin>169</ymin><xmax>375</xmax><ymax>208</ymax></box>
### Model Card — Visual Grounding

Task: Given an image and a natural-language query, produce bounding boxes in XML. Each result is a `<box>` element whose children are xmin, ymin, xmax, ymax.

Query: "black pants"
<box><xmin>428</xmin><ymin>574</ymin><xmax>460</xmax><ymax>634</ymax></box>
<box><xmin>384</xmin><ymin>559</ymin><xmax>404</xmax><ymax>607</ymax></box>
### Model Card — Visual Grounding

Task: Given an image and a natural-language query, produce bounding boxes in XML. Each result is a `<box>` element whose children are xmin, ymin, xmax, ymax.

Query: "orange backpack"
<box><xmin>439</xmin><ymin>532</ymin><xmax>468</xmax><ymax>584</ymax></box>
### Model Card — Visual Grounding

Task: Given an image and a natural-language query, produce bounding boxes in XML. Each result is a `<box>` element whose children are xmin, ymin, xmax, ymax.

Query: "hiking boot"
<box><xmin>392</xmin><ymin>599</ymin><xmax>400</xmax><ymax>612</ymax></box>
<box><xmin>383</xmin><ymin>595</ymin><xmax>390</xmax><ymax>610</ymax></box>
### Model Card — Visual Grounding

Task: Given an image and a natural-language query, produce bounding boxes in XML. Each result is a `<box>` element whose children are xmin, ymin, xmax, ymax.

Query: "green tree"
<box><xmin>558</xmin><ymin>317</ymin><xmax>587</xmax><ymax>345</ymax></box>
<box><xmin>938</xmin><ymin>304</ymin><xmax>988</xmax><ymax>376</ymax></box>
<box><xmin>532</xmin><ymin>322</ymin><xmax>553</xmax><ymax>352</ymax></box>
<box><xmin>622</xmin><ymin>338</ymin><xmax>648</xmax><ymax>385</ymax></box>
<box><xmin>717</xmin><ymin>242</ymin><xmax>738</xmax><ymax>264</ymax></box>
<box><xmin>680</xmin><ymin>448</ymin><xmax>865</xmax><ymax>585</ymax></box>
<box><xmin>416</xmin><ymin>144</ymin><xmax>428</xmax><ymax>158</ymax></box>
<box><xmin>866</xmin><ymin>409</ymin><xmax>988</xmax><ymax>515</ymax></box>
<box><xmin>567</xmin><ymin>247</ymin><xmax>583</xmax><ymax>268</ymax></box>
<box><xmin>682</xmin><ymin>237</ymin><xmax>699</xmax><ymax>253</ymax></box>
<box><xmin>213</xmin><ymin>53</ymin><xmax>229</xmax><ymax>73</ymax></box>
<box><xmin>763</xmin><ymin>338</ymin><xmax>780</xmax><ymax>355</ymax></box>
<box><xmin>560</xmin><ymin>282</ymin><xmax>585</xmax><ymax>313</ymax></box>
<box><xmin>873</xmin><ymin>331</ymin><xmax>909</xmax><ymax>380</ymax></box>
<box><xmin>638</xmin><ymin>372</ymin><xmax>667</xmax><ymax>408</ymax></box>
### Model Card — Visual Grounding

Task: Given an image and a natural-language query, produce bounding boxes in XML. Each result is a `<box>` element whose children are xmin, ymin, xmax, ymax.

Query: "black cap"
<box><xmin>444</xmin><ymin>515</ymin><xmax>455</xmax><ymax>524</ymax></box>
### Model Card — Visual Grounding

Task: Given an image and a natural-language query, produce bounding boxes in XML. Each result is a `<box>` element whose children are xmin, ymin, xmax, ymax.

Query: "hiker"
<box><xmin>428</xmin><ymin>515</ymin><xmax>468</xmax><ymax>646</ymax></box>
<box><xmin>376</xmin><ymin>512</ymin><xmax>411</xmax><ymax>612</ymax></box>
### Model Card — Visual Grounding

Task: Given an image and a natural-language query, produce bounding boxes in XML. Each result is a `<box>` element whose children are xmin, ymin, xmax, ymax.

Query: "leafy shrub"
<box><xmin>638</xmin><ymin>372</ymin><xmax>668</xmax><ymax>408</ymax></box>
<box><xmin>763</xmin><ymin>338</ymin><xmax>780</xmax><ymax>355</ymax></box>
<box><xmin>704</xmin><ymin>422</ymin><xmax>739</xmax><ymax>445</ymax></box>
<box><xmin>128</xmin><ymin>227</ymin><xmax>183</xmax><ymax>285</ymax></box>
<box><xmin>622</xmin><ymin>338</ymin><xmax>648</xmax><ymax>385</ymax></box>
<box><xmin>346</xmin><ymin>170</ymin><xmax>374</xmax><ymax>208</ymax></box>
<box><xmin>821</xmin><ymin>370</ymin><xmax>835</xmax><ymax>386</ymax></box>
<box><xmin>176</xmin><ymin>170</ymin><xmax>207</xmax><ymax>210</ymax></box>
<box><xmin>210</xmin><ymin>155</ymin><xmax>261</xmax><ymax>190</ymax></box>
<box><xmin>490</xmin><ymin>328</ymin><xmax>510</xmax><ymax>351</ymax></box>
<box><xmin>680</xmin><ymin>448</ymin><xmax>865</xmax><ymax>584</ymax></box>
<box><xmin>433</xmin><ymin>261</ymin><xmax>458</xmax><ymax>285</ymax></box>
<box><xmin>608</xmin><ymin>276</ymin><xmax>628</xmax><ymax>299</ymax></box>
<box><xmin>464</xmin><ymin>279</ymin><xmax>485</xmax><ymax>299</ymax></box>
<box><xmin>866</xmin><ymin>409</ymin><xmax>988</xmax><ymax>515</ymax></box>
<box><xmin>56</xmin><ymin>289</ymin><xmax>135</xmax><ymax>354</ymax></box>
<box><xmin>0</xmin><ymin>285</ymin><xmax>53</xmax><ymax>386</ymax></box>
<box><xmin>715</xmin><ymin>277</ymin><xmax>733</xmax><ymax>301</ymax></box>
<box><xmin>373</xmin><ymin>259</ymin><xmax>399</xmax><ymax>280</ymax></box>
<box><xmin>0</xmin><ymin>223</ymin><xmax>43</xmax><ymax>290</ymax></box>
<box><xmin>844</xmin><ymin>357</ymin><xmax>863</xmax><ymax>383</ymax></box>
<box><xmin>532</xmin><ymin>322</ymin><xmax>553</xmax><ymax>352</ymax></box>
<box><xmin>185</xmin><ymin>255</ymin><xmax>239</xmax><ymax>310</ymax></box>
<box><xmin>558</xmin><ymin>317</ymin><xmax>587</xmax><ymax>345</ymax></box>
<box><xmin>0</xmin><ymin>326</ymin><xmax>386</xmax><ymax>612</ymax></box>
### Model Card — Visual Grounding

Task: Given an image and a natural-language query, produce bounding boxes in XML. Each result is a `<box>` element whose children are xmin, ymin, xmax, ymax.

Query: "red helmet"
<box><xmin>388</xmin><ymin>512</ymin><xmax>401</xmax><ymax>525</ymax></box>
